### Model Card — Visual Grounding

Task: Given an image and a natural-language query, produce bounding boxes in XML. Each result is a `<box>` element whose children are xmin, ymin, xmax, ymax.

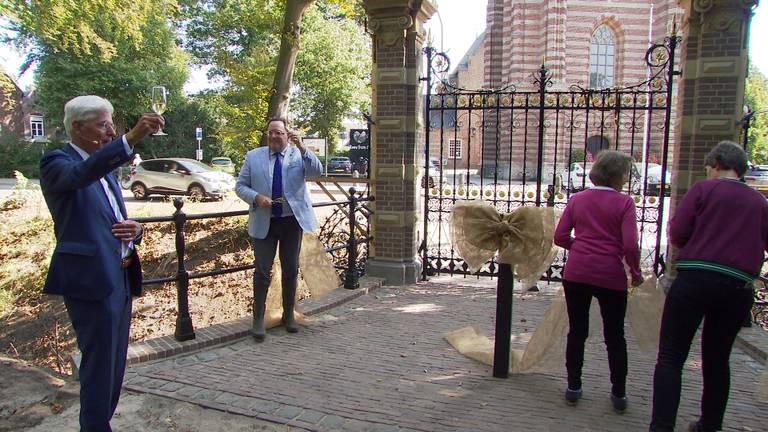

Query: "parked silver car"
<box><xmin>210</xmin><ymin>156</ymin><xmax>236</xmax><ymax>176</ymax></box>
<box><xmin>745</xmin><ymin>164</ymin><xmax>768</xmax><ymax>197</ymax></box>
<box><xmin>127</xmin><ymin>158</ymin><xmax>236</xmax><ymax>200</ymax></box>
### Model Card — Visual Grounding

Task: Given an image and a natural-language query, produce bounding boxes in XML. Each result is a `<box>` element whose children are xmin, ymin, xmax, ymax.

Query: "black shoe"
<box><xmin>251</xmin><ymin>327</ymin><xmax>265</xmax><ymax>342</ymax></box>
<box><xmin>565</xmin><ymin>388</ymin><xmax>582</xmax><ymax>405</ymax></box>
<box><xmin>611</xmin><ymin>394</ymin><xmax>627</xmax><ymax>413</ymax></box>
<box><xmin>688</xmin><ymin>421</ymin><xmax>717</xmax><ymax>432</ymax></box>
<box><xmin>283</xmin><ymin>315</ymin><xmax>299</xmax><ymax>333</ymax></box>
<box><xmin>251</xmin><ymin>317</ymin><xmax>266</xmax><ymax>342</ymax></box>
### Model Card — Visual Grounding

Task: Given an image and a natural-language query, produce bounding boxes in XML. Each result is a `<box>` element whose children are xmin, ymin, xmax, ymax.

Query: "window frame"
<box><xmin>589</xmin><ymin>25</ymin><xmax>616</xmax><ymax>89</ymax></box>
<box><xmin>448</xmin><ymin>139</ymin><xmax>462</xmax><ymax>159</ymax></box>
<box><xmin>30</xmin><ymin>115</ymin><xmax>44</xmax><ymax>138</ymax></box>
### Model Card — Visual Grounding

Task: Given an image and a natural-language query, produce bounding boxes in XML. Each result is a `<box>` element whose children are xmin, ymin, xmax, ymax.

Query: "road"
<box><xmin>0</xmin><ymin>178</ymin><xmax>368</xmax><ymax>219</ymax></box>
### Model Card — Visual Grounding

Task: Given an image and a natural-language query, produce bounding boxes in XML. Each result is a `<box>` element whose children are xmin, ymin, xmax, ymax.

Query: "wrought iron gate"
<box><xmin>420</xmin><ymin>35</ymin><xmax>680</xmax><ymax>281</ymax></box>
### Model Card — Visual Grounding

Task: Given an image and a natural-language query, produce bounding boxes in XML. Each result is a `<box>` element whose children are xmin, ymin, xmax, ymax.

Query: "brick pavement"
<box><xmin>124</xmin><ymin>277</ymin><xmax>768</xmax><ymax>431</ymax></box>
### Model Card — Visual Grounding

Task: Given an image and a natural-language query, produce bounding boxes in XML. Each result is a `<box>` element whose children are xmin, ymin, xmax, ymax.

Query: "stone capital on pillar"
<box><xmin>364</xmin><ymin>0</ymin><xmax>436</xmax><ymax>52</ymax></box>
<box><xmin>363</xmin><ymin>0</ymin><xmax>436</xmax><ymax>285</ymax></box>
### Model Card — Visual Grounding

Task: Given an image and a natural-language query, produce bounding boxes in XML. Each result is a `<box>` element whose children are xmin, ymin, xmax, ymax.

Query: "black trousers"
<box><xmin>650</xmin><ymin>270</ymin><xmax>754</xmax><ymax>431</ymax></box>
<box><xmin>251</xmin><ymin>216</ymin><xmax>303</xmax><ymax>292</ymax></box>
<box><xmin>563</xmin><ymin>280</ymin><xmax>628</xmax><ymax>397</ymax></box>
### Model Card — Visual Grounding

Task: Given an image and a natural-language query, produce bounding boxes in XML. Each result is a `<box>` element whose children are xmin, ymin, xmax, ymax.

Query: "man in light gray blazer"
<box><xmin>236</xmin><ymin>117</ymin><xmax>322</xmax><ymax>341</ymax></box>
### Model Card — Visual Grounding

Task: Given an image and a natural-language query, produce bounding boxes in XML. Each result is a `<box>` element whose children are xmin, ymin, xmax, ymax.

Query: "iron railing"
<box><xmin>422</xmin><ymin>34</ymin><xmax>682</xmax><ymax>376</ymax></box>
<box><xmin>420</xmin><ymin>34</ymin><xmax>680</xmax><ymax>283</ymax></box>
<box><xmin>135</xmin><ymin>188</ymin><xmax>374</xmax><ymax>341</ymax></box>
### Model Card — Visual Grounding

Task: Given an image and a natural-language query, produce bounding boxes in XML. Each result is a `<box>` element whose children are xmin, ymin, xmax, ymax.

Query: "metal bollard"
<box><xmin>344</xmin><ymin>187</ymin><xmax>360</xmax><ymax>289</ymax></box>
<box><xmin>493</xmin><ymin>263</ymin><xmax>514</xmax><ymax>378</ymax></box>
<box><xmin>172</xmin><ymin>198</ymin><xmax>195</xmax><ymax>341</ymax></box>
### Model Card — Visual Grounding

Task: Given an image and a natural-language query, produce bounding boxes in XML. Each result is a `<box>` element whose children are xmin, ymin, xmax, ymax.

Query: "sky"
<box><xmin>2</xmin><ymin>1</ymin><xmax>768</xmax><ymax>93</ymax></box>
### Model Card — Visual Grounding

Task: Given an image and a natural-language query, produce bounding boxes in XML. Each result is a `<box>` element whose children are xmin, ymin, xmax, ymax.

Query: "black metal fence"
<box><xmin>135</xmin><ymin>188</ymin><xmax>373</xmax><ymax>341</ymax></box>
<box><xmin>421</xmin><ymin>35</ymin><xmax>680</xmax><ymax>282</ymax></box>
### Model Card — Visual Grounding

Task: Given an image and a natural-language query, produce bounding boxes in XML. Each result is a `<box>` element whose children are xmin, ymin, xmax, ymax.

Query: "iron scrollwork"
<box><xmin>317</xmin><ymin>191</ymin><xmax>370</xmax><ymax>279</ymax></box>
<box><xmin>421</xmin><ymin>34</ymin><xmax>680</xmax><ymax>281</ymax></box>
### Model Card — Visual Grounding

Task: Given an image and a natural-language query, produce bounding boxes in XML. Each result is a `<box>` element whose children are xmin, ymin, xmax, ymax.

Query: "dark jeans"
<box><xmin>251</xmin><ymin>216</ymin><xmax>303</xmax><ymax>292</ymax></box>
<box><xmin>650</xmin><ymin>270</ymin><xmax>754</xmax><ymax>431</ymax></box>
<box><xmin>563</xmin><ymin>280</ymin><xmax>628</xmax><ymax>397</ymax></box>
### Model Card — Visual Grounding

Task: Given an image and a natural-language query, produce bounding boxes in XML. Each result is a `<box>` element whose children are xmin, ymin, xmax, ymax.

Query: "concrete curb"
<box><xmin>71</xmin><ymin>276</ymin><xmax>385</xmax><ymax>377</ymax></box>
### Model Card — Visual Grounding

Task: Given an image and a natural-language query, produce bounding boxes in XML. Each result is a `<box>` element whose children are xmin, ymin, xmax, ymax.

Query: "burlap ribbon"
<box><xmin>450</xmin><ymin>200</ymin><xmax>557</xmax><ymax>285</ymax></box>
<box><xmin>263</xmin><ymin>233</ymin><xmax>340</xmax><ymax>328</ymax></box>
<box><xmin>447</xmin><ymin>201</ymin><xmax>668</xmax><ymax>374</ymax></box>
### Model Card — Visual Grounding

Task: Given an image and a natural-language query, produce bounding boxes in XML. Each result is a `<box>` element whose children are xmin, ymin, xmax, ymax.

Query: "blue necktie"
<box><xmin>271</xmin><ymin>152</ymin><xmax>283</xmax><ymax>218</ymax></box>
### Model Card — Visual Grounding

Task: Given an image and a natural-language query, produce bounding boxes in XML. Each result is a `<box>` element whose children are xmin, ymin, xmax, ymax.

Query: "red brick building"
<box><xmin>0</xmin><ymin>68</ymin><xmax>25</xmax><ymax>136</ymax></box>
<box><xmin>428</xmin><ymin>0</ymin><xmax>684</xmax><ymax>180</ymax></box>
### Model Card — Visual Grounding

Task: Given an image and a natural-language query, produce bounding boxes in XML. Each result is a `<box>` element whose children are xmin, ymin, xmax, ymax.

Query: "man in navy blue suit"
<box><xmin>40</xmin><ymin>95</ymin><xmax>163</xmax><ymax>432</ymax></box>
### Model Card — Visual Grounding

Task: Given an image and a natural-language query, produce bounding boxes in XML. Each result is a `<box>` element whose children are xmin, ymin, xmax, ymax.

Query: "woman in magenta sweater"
<box><xmin>554</xmin><ymin>150</ymin><xmax>643</xmax><ymax>413</ymax></box>
<box><xmin>649</xmin><ymin>141</ymin><xmax>767</xmax><ymax>432</ymax></box>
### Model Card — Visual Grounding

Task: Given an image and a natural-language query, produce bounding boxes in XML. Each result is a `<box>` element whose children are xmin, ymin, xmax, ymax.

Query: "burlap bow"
<box><xmin>450</xmin><ymin>200</ymin><xmax>557</xmax><ymax>285</ymax></box>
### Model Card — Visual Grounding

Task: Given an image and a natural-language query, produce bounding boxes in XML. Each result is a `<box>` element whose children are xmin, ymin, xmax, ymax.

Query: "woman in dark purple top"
<box><xmin>650</xmin><ymin>141</ymin><xmax>768</xmax><ymax>432</ymax></box>
<box><xmin>554</xmin><ymin>150</ymin><xmax>644</xmax><ymax>413</ymax></box>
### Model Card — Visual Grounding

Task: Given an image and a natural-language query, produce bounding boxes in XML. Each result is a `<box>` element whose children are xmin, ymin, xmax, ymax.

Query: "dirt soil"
<box><xmin>0</xmin><ymin>188</ymin><xmax>335</xmax><ymax>430</ymax></box>
<box><xmin>0</xmin><ymin>191</ymin><xmax>312</xmax><ymax>376</ymax></box>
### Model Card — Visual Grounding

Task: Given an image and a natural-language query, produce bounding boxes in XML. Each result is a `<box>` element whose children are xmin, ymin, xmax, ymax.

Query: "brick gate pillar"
<box><xmin>673</xmin><ymin>0</ymin><xmax>757</xmax><ymax>202</ymax></box>
<box><xmin>362</xmin><ymin>0</ymin><xmax>436</xmax><ymax>285</ymax></box>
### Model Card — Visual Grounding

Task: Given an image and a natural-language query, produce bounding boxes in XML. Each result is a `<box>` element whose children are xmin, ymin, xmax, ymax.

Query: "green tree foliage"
<box><xmin>3</xmin><ymin>0</ymin><xmax>189</xmax><ymax>134</ymax></box>
<box><xmin>1</xmin><ymin>0</ymin><xmax>180</xmax><ymax>63</ymax></box>
<box><xmin>745</xmin><ymin>63</ymin><xmax>768</xmax><ymax>164</ymax></box>
<box><xmin>34</xmin><ymin>48</ymin><xmax>189</xmax><ymax>135</ymax></box>
<box><xmin>181</xmin><ymin>0</ymin><xmax>279</xmax><ymax>148</ymax></box>
<box><xmin>182</xmin><ymin>0</ymin><xmax>369</xmax><ymax>151</ymax></box>
<box><xmin>134</xmin><ymin>96</ymin><xmax>224</xmax><ymax>163</ymax></box>
<box><xmin>0</xmin><ymin>131</ymin><xmax>61</xmax><ymax>177</ymax></box>
<box><xmin>291</xmin><ymin>6</ymin><xmax>370</xmax><ymax>152</ymax></box>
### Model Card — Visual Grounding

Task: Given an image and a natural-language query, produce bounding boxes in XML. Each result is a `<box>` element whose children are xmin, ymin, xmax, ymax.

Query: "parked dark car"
<box><xmin>327</xmin><ymin>156</ymin><xmax>352</xmax><ymax>176</ymax></box>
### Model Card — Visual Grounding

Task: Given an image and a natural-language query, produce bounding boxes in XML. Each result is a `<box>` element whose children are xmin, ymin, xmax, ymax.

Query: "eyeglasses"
<box><xmin>85</xmin><ymin>120</ymin><xmax>116</xmax><ymax>131</ymax></box>
<box><xmin>267</xmin><ymin>130</ymin><xmax>286</xmax><ymax>137</ymax></box>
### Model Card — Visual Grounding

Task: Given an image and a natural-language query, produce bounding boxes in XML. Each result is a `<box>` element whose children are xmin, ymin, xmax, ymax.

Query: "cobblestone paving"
<box><xmin>125</xmin><ymin>278</ymin><xmax>767</xmax><ymax>431</ymax></box>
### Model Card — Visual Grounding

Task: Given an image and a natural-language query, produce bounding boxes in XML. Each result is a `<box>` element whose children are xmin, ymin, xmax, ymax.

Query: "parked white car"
<box><xmin>567</xmin><ymin>162</ymin><xmax>594</xmax><ymax>192</ymax></box>
<box><xmin>128</xmin><ymin>158</ymin><xmax>236</xmax><ymax>200</ymax></box>
<box><xmin>568</xmin><ymin>162</ymin><xmax>643</xmax><ymax>194</ymax></box>
<box><xmin>635</xmin><ymin>163</ymin><xmax>672</xmax><ymax>196</ymax></box>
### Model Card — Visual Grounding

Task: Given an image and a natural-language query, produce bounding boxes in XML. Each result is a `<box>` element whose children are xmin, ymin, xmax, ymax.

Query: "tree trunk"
<box><xmin>267</xmin><ymin>0</ymin><xmax>315</xmax><ymax>121</ymax></box>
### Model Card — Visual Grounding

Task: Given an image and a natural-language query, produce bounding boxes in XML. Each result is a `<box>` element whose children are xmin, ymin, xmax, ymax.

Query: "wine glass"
<box><xmin>151</xmin><ymin>86</ymin><xmax>167</xmax><ymax>136</ymax></box>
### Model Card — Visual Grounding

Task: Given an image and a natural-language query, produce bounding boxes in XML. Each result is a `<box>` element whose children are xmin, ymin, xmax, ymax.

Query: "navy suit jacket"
<box><xmin>40</xmin><ymin>138</ymin><xmax>142</xmax><ymax>300</ymax></box>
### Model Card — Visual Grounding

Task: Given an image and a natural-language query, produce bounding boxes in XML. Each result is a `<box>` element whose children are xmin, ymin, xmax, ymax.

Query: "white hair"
<box><xmin>63</xmin><ymin>95</ymin><xmax>114</xmax><ymax>138</ymax></box>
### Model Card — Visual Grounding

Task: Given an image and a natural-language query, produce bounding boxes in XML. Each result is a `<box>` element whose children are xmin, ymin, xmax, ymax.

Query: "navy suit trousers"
<box><xmin>65</xmin><ymin>279</ymin><xmax>131</xmax><ymax>432</ymax></box>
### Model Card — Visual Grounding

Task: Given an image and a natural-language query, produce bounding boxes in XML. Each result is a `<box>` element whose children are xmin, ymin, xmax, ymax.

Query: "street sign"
<box><xmin>195</xmin><ymin>127</ymin><xmax>203</xmax><ymax>140</ymax></box>
<box><xmin>195</xmin><ymin>149</ymin><xmax>203</xmax><ymax>161</ymax></box>
<box><xmin>349</xmin><ymin>129</ymin><xmax>370</xmax><ymax>178</ymax></box>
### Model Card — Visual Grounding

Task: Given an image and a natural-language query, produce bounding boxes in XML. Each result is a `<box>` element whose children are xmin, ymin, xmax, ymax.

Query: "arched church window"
<box><xmin>589</xmin><ymin>25</ymin><xmax>616</xmax><ymax>89</ymax></box>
